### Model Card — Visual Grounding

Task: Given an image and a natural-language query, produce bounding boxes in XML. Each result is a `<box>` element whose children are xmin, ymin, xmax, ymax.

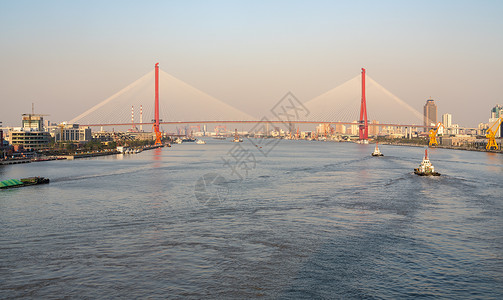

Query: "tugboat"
<box><xmin>0</xmin><ymin>177</ymin><xmax>50</xmax><ymax>189</ymax></box>
<box><xmin>414</xmin><ymin>149</ymin><xmax>440</xmax><ymax>176</ymax></box>
<box><xmin>233</xmin><ymin>129</ymin><xmax>243</xmax><ymax>143</ymax></box>
<box><xmin>371</xmin><ymin>142</ymin><xmax>384</xmax><ymax>156</ymax></box>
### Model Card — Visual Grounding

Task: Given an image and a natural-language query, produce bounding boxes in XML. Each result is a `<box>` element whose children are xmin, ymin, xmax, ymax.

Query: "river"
<box><xmin>1</xmin><ymin>139</ymin><xmax>502</xmax><ymax>299</ymax></box>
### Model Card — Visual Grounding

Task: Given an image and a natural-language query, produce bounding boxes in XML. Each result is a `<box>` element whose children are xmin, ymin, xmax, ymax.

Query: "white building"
<box><xmin>52</xmin><ymin>123</ymin><xmax>92</xmax><ymax>142</ymax></box>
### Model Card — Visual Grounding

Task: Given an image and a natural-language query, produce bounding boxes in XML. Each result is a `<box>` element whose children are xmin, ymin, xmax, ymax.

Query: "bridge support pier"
<box><xmin>153</xmin><ymin>63</ymin><xmax>162</xmax><ymax>145</ymax></box>
<box><xmin>359</xmin><ymin>68</ymin><xmax>368</xmax><ymax>141</ymax></box>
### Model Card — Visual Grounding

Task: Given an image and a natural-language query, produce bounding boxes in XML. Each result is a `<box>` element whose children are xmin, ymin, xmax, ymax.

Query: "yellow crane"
<box><xmin>485</xmin><ymin>117</ymin><xmax>503</xmax><ymax>150</ymax></box>
<box><xmin>429</xmin><ymin>122</ymin><xmax>444</xmax><ymax>146</ymax></box>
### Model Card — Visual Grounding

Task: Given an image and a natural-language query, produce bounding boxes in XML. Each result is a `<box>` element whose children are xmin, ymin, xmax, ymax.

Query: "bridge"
<box><xmin>70</xmin><ymin>64</ymin><xmax>430</xmax><ymax>143</ymax></box>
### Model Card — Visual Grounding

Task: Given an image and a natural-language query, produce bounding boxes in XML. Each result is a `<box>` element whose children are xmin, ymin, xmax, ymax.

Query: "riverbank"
<box><xmin>57</xmin><ymin>150</ymin><xmax>121</xmax><ymax>160</ymax></box>
<box><xmin>378</xmin><ymin>141</ymin><xmax>503</xmax><ymax>154</ymax></box>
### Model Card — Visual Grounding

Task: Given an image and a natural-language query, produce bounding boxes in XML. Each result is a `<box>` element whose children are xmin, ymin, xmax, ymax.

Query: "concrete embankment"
<box><xmin>58</xmin><ymin>151</ymin><xmax>121</xmax><ymax>160</ymax></box>
<box><xmin>0</xmin><ymin>159</ymin><xmax>31</xmax><ymax>165</ymax></box>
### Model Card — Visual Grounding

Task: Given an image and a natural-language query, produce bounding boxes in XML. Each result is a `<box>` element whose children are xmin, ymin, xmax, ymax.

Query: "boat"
<box><xmin>233</xmin><ymin>129</ymin><xmax>243</xmax><ymax>143</ymax></box>
<box><xmin>174</xmin><ymin>138</ymin><xmax>182</xmax><ymax>144</ymax></box>
<box><xmin>213</xmin><ymin>136</ymin><xmax>226</xmax><ymax>140</ymax></box>
<box><xmin>0</xmin><ymin>177</ymin><xmax>50</xmax><ymax>189</ymax></box>
<box><xmin>182</xmin><ymin>137</ymin><xmax>196</xmax><ymax>142</ymax></box>
<box><xmin>196</xmin><ymin>139</ymin><xmax>206</xmax><ymax>144</ymax></box>
<box><xmin>414</xmin><ymin>149</ymin><xmax>440</xmax><ymax>176</ymax></box>
<box><xmin>371</xmin><ymin>142</ymin><xmax>383</xmax><ymax>156</ymax></box>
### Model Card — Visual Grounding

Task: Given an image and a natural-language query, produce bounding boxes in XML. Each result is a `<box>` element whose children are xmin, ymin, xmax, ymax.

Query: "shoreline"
<box><xmin>378</xmin><ymin>141</ymin><xmax>502</xmax><ymax>154</ymax></box>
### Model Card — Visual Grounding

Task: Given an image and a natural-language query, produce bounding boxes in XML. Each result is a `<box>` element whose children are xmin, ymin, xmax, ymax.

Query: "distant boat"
<box><xmin>371</xmin><ymin>142</ymin><xmax>383</xmax><ymax>156</ymax></box>
<box><xmin>233</xmin><ymin>129</ymin><xmax>243</xmax><ymax>143</ymax></box>
<box><xmin>196</xmin><ymin>139</ymin><xmax>206</xmax><ymax>144</ymax></box>
<box><xmin>213</xmin><ymin>136</ymin><xmax>226</xmax><ymax>140</ymax></box>
<box><xmin>182</xmin><ymin>137</ymin><xmax>196</xmax><ymax>142</ymax></box>
<box><xmin>414</xmin><ymin>149</ymin><xmax>440</xmax><ymax>176</ymax></box>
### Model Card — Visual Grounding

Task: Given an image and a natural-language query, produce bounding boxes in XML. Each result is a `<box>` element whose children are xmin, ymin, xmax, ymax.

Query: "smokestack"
<box><xmin>140</xmin><ymin>105</ymin><xmax>143</xmax><ymax>131</ymax></box>
<box><xmin>131</xmin><ymin>105</ymin><xmax>134</xmax><ymax>129</ymax></box>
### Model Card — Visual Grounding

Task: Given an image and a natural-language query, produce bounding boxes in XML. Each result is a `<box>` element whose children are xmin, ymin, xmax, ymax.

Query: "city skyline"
<box><xmin>1</xmin><ymin>1</ymin><xmax>503</xmax><ymax>127</ymax></box>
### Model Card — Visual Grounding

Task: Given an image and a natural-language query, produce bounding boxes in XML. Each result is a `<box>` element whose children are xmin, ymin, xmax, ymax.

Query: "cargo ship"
<box><xmin>414</xmin><ymin>149</ymin><xmax>440</xmax><ymax>176</ymax></box>
<box><xmin>0</xmin><ymin>177</ymin><xmax>50</xmax><ymax>189</ymax></box>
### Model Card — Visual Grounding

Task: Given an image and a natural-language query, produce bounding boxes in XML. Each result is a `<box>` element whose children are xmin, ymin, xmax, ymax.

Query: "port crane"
<box><xmin>485</xmin><ymin>117</ymin><xmax>503</xmax><ymax>150</ymax></box>
<box><xmin>429</xmin><ymin>122</ymin><xmax>444</xmax><ymax>146</ymax></box>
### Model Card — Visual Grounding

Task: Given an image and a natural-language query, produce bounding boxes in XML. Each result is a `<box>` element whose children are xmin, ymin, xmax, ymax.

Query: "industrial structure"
<box><xmin>429</xmin><ymin>122</ymin><xmax>444</xmax><ymax>146</ymax></box>
<box><xmin>486</xmin><ymin>117</ymin><xmax>503</xmax><ymax>150</ymax></box>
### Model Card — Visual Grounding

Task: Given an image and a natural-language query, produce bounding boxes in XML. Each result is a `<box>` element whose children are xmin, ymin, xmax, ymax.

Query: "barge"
<box><xmin>0</xmin><ymin>177</ymin><xmax>50</xmax><ymax>189</ymax></box>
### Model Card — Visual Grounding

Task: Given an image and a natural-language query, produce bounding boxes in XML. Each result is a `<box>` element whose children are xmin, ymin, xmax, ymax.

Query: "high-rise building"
<box><xmin>490</xmin><ymin>104</ymin><xmax>503</xmax><ymax>119</ymax></box>
<box><xmin>424</xmin><ymin>98</ymin><xmax>437</xmax><ymax>129</ymax></box>
<box><xmin>442</xmin><ymin>113</ymin><xmax>452</xmax><ymax>128</ymax></box>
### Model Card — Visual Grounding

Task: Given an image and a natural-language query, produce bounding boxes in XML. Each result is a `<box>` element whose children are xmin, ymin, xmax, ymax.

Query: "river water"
<box><xmin>1</xmin><ymin>139</ymin><xmax>502</xmax><ymax>299</ymax></box>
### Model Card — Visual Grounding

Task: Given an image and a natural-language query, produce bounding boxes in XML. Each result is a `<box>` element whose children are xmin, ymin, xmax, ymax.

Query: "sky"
<box><xmin>1</xmin><ymin>0</ymin><xmax>502</xmax><ymax>127</ymax></box>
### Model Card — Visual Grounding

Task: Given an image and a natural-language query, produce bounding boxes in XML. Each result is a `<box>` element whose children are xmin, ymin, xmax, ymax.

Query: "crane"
<box><xmin>429</xmin><ymin>122</ymin><xmax>444</xmax><ymax>146</ymax></box>
<box><xmin>485</xmin><ymin>117</ymin><xmax>503</xmax><ymax>150</ymax></box>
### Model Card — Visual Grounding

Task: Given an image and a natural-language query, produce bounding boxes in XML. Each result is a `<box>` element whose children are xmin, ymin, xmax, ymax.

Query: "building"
<box><xmin>9</xmin><ymin>129</ymin><xmax>51</xmax><ymax>150</ymax></box>
<box><xmin>335</xmin><ymin>123</ymin><xmax>346</xmax><ymax>134</ymax></box>
<box><xmin>7</xmin><ymin>114</ymin><xmax>50</xmax><ymax>150</ymax></box>
<box><xmin>52</xmin><ymin>123</ymin><xmax>91</xmax><ymax>142</ymax></box>
<box><xmin>441</xmin><ymin>135</ymin><xmax>476</xmax><ymax>147</ymax></box>
<box><xmin>442</xmin><ymin>113</ymin><xmax>452</xmax><ymax>134</ymax></box>
<box><xmin>22</xmin><ymin>115</ymin><xmax>45</xmax><ymax>130</ymax></box>
<box><xmin>424</xmin><ymin>98</ymin><xmax>437</xmax><ymax>129</ymax></box>
<box><xmin>490</xmin><ymin>104</ymin><xmax>503</xmax><ymax>119</ymax></box>
<box><xmin>368</xmin><ymin>120</ymin><xmax>380</xmax><ymax>136</ymax></box>
<box><xmin>347</xmin><ymin>121</ymin><xmax>359</xmax><ymax>136</ymax></box>
<box><xmin>442</xmin><ymin>113</ymin><xmax>452</xmax><ymax>128</ymax></box>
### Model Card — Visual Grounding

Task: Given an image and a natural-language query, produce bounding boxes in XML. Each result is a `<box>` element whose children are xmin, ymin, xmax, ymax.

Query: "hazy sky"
<box><xmin>1</xmin><ymin>0</ymin><xmax>502</xmax><ymax>127</ymax></box>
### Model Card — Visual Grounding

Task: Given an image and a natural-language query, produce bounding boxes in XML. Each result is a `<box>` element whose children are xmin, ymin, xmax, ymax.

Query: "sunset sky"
<box><xmin>1</xmin><ymin>0</ymin><xmax>502</xmax><ymax>127</ymax></box>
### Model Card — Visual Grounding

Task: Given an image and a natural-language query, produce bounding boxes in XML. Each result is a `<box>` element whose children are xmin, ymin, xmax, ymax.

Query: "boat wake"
<box><xmin>50</xmin><ymin>165</ymin><xmax>154</xmax><ymax>183</ymax></box>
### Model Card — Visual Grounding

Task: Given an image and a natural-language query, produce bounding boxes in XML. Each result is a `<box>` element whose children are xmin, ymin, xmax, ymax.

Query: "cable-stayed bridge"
<box><xmin>70</xmin><ymin>64</ymin><xmax>428</xmax><ymax>139</ymax></box>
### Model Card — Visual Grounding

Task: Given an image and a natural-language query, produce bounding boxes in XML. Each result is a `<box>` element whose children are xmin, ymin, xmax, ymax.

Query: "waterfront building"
<box><xmin>424</xmin><ymin>98</ymin><xmax>437</xmax><ymax>130</ymax></box>
<box><xmin>9</xmin><ymin>129</ymin><xmax>51</xmax><ymax>150</ymax></box>
<box><xmin>441</xmin><ymin>135</ymin><xmax>476</xmax><ymax>147</ymax></box>
<box><xmin>368</xmin><ymin>120</ymin><xmax>380</xmax><ymax>136</ymax></box>
<box><xmin>8</xmin><ymin>114</ymin><xmax>50</xmax><ymax>150</ymax></box>
<box><xmin>52</xmin><ymin>123</ymin><xmax>92</xmax><ymax>142</ymax></box>
<box><xmin>348</xmin><ymin>121</ymin><xmax>359</xmax><ymax>136</ymax></box>
<box><xmin>335</xmin><ymin>123</ymin><xmax>346</xmax><ymax>134</ymax></box>
<box><xmin>316</xmin><ymin>124</ymin><xmax>331</xmax><ymax>137</ymax></box>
